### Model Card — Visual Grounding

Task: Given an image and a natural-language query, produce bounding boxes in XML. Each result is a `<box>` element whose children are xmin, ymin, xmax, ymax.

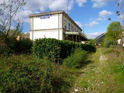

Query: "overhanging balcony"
<box><xmin>64</xmin><ymin>31</ymin><xmax>87</xmax><ymax>42</ymax></box>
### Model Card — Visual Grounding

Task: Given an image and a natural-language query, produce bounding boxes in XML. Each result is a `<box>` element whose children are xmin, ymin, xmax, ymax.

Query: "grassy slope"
<box><xmin>0</xmin><ymin>48</ymin><xmax>124</xmax><ymax>93</ymax></box>
<box><xmin>72</xmin><ymin>48</ymin><xmax>124</xmax><ymax>93</ymax></box>
<box><xmin>0</xmin><ymin>55</ymin><xmax>79</xmax><ymax>93</ymax></box>
<box><xmin>0</xmin><ymin>55</ymin><xmax>35</xmax><ymax>92</ymax></box>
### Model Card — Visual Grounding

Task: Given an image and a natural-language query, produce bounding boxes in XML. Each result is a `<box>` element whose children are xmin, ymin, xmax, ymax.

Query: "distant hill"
<box><xmin>95</xmin><ymin>33</ymin><xmax>106</xmax><ymax>43</ymax></box>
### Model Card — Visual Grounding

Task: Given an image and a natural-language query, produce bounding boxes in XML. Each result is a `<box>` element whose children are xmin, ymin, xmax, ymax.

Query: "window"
<box><xmin>74</xmin><ymin>28</ymin><xmax>76</xmax><ymax>32</ymax></box>
<box><xmin>71</xmin><ymin>25</ymin><xmax>73</xmax><ymax>31</ymax></box>
<box><xmin>65</xmin><ymin>26</ymin><xmax>67</xmax><ymax>30</ymax></box>
<box><xmin>68</xmin><ymin>23</ymin><xmax>70</xmax><ymax>31</ymax></box>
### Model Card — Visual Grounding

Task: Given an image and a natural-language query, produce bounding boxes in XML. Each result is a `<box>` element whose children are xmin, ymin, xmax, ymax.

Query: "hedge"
<box><xmin>33</xmin><ymin>38</ymin><xmax>96</xmax><ymax>63</ymax></box>
<box><xmin>15</xmin><ymin>39</ymin><xmax>33</xmax><ymax>54</ymax></box>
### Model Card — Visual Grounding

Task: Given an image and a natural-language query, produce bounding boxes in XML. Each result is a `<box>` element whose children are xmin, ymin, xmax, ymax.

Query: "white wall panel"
<box><xmin>33</xmin><ymin>15</ymin><xmax>59</xmax><ymax>30</ymax></box>
<box><xmin>30</xmin><ymin>30</ymin><xmax>63</xmax><ymax>40</ymax></box>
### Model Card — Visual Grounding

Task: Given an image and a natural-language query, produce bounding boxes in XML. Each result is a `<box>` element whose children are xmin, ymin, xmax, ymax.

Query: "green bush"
<box><xmin>15</xmin><ymin>39</ymin><xmax>33</xmax><ymax>54</ymax></box>
<box><xmin>104</xmin><ymin>40</ymin><xmax>117</xmax><ymax>48</ymax></box>
<box><xmin>2</xmin><ymin>38</ymin><xmax>33</xmax><ymax>55</ymax></box>
<box><xmin>0</xmin><ymin>41</ymin><xmax>11</xmax><ymax>56</ymax></box>
<box><xmin>88</xmin><ymin>39</ymin><xmax>96</xmax><ymax>46</ymax></box>
<box><xmin>33</xmin><ymin>38</ymin><xmax>96</xmax><ymax>63</ymax></box>
<box><xmin>0</xmin><ymin>58</ymin><xmax>73</xmax><ymax>93</ymax></box>
<box><xmin>63</xmin><ymin>48</ymin><xmax>88</xmax><ymax>68</ymax></box>
<box><xmin>5</xmin><ymin>37</ymin><xmax>18</xmax><ymax>53</ymax></box>
<box><xmin>33</xmin><ymin>39</ymin><xmax>61</xmax><ymax>63</ymax></box>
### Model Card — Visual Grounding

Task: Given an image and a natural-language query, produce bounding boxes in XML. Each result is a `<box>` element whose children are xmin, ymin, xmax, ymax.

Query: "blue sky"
<box><xmin>20</xmin><ymin>0</ymin><xmax>121</xmax><ymax>39</ymax></box>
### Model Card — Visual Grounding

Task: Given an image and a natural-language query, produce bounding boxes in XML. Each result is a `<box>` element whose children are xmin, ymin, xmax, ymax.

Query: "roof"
<box><xmin>30</xmin><ymin>10</ymin><xmax>64</xmax><ymax>17</ymax></box>
<box><xmin>95</xmin><ymin>33</ymin><xmax>106</xmax><ymax>42</ymax></box>
<box><xmin>29</xmin><ymin>10</ymin><xmax>82</xmax><ymax>31</ymax></box>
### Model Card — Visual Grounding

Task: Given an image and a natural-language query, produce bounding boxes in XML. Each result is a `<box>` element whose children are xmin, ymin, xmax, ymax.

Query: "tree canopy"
<box><xmin>106</xmin><ymin>22</ymin><xmax>122</xmax><ymax>41</ymax></box>
<box><xmin>104</xmin><ymin>21</ymin><xmax>122</xmax><ymax>47</ymax></box>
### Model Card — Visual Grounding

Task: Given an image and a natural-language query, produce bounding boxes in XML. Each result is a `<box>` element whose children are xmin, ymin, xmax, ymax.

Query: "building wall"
<box><xmin>30</xmin><ymin>29</ymin><xmax>63</xmax><ymax>40</ymax></box>
<box><xmin>30</xmin><ymin>13</ymin><xmax>63</xmax><ymax>40</ymax></box>
<box><xmin>30</xmin><ymin>12</ymin><xmax>82</xmax><ymax>41</ymax></box>
<box><xmin>33</xmin><ymin>15</ymin><xmax>59</xmax><ymax>30</ymax></box>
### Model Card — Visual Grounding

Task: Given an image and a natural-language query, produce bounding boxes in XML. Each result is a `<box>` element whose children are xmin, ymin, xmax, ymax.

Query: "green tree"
<box><xmin>88</xmin><ymin>39</ymin><xmax>96</xmax><ymax>46</ymax></box>
<box><xmin>104</xmin><ymin>21</ymin><xmax>122</xmax><ymax>47</ymax></box>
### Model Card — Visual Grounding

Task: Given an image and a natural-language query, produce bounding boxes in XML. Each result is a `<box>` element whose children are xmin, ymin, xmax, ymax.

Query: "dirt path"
<box><xmin>71</xmin><ymin>49</ymin><xmax>106</xmax><ymax>93</ymax></box>
<box><xmin>71</xmin><ymin>48</ymin><xmax>124</xmax><ymax>93</ymax></box>
<box><xmin>99</xmin><ymin>55</ymin><xmax>107</xmax><ymax>62</ymax></box>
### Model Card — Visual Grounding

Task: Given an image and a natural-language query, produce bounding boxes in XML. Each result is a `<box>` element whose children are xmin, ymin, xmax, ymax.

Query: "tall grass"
<box><xmin>63</xmin><ymin>48</ymin><xmax>88</xmax><ymax>68</ymax></box>
<box><xmin>76</xmin><ymin>48</ymin><xmax>124</xmax><ymax>93</ymax></box>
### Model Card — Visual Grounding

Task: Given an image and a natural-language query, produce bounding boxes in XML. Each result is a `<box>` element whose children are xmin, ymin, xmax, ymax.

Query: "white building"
<box><xmin>29</xmin><ymin>11</ymin><xmax>87</xmax><ymax>42</ymax></box>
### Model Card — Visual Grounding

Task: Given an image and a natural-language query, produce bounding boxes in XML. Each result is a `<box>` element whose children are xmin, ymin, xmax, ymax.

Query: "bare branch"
<box><xmin>0</xmin><ymin>0</ymin><xmax>26</xmax><ymax>38</ymax></box>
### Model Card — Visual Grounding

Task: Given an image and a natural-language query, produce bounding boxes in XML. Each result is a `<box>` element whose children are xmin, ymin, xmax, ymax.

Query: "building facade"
<box><xmin>29</xmin><ymin>11</ymin><xmax>87</xmax><ymax>41</ymax></box>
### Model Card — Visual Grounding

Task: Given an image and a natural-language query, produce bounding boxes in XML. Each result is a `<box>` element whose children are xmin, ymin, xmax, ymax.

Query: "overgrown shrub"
<box><xmin>63</xmin><ymin>48</ymin><xmax>88</xmax><ymax>68</ymax></box>
<box><xmin>5</xmin><ymin>37</ymin><xmax>18</xmax><ymax>53</ymax></box>
<box><xmin>0</xmin><ymin>57</ymin><xmax>73</xmax><ymax>93</ymax></box>
<box><xmin>15</xmin><ymin>39</ymin><xmax>33</xmax><ymax>54</ymax></box>
<box><xmin>1</xmin><ymin>38</ymin><xmax>33</xmax><ymax>55</ymax></box>
<box><xmin>103</xmin><ymin>48</ymin><xmax>115</xmax><ymax>54</ymax></box>
<box><xmin>104</xmin><ymin>40</ymin><xmax>117</xmax><ymax>48</ymax></box>
<box><xmin>33</xmin><ymin>38</ymin><xmax>96</xmax><ymax>63</ymax></box>
<box><xmin>88</xmin><ymin>39</ymin><xmax>96</xmax><ymax>46</ymax></box>
<box><xmin>0</xmin><ymin>41</ymin><xmax>10</xmax><ymax>56</ymax></box>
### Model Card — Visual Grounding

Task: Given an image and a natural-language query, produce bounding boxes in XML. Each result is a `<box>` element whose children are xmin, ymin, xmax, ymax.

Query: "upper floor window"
<box><xmin>74</xmin><ymin>28</ymin><xmax>76</xmax><ymax>32</ymax></box>
<box><xmin>68</xmin><ymin>23</ymin><xmax>70</xmax><ymax>31</ymax></box>
<box><xmin>65</xmin><ymin>26</ymin><xmax>67</xmax><ymax>30</ymax></box>
<box><xmin>71</xmin><ymin>26</ymin><xmax>73</xmax><ymax>31</ymax></box>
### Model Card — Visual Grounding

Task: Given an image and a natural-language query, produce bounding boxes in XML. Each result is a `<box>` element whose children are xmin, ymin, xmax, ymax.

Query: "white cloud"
<box><xmin>15</xmin><ymin>10</ymin><xmax>33</xmax><ymax>23</ymax></box>
<box><xmin>83</xmin><ymin>10</ymin><xmax>112</xmax><ymax>28</ymax></box>
<box><xmin>120</xmin><ymin>0</ymin><xmax>124</xmax><ymax>3</ymax></box>
<box><xmin>23</xmin><ymin>0</ymin><xmax>87</xmax><ymax>12</ymax></box>
<box><xmin>94</xmin><ymin>10</ymin><xmax>113</xmax><ymax>22</ymax></box>
<box><xmin>92</xmin><ymin>0</ymin><xmax>113</xmax><ymax>8</ymax></box>
<box><xmin>49</xmin><ymin>0</ymin><xmax>74</xmax><ymax>11</ymax></box>
<box><xmin>92</xmin><ymin>0</ymin><xmax>106</xmax><ymax>8</ymax></box>
<box><xmin>11</xmin><ymin>0</ymin><xmax>87</xmax><ymax>23</ymax></box>
<box><xmin>75</xmin><ymin>21</ymin><xmax>82</xmax><ymax>27</ymax></box>
<box><xmin>119</xmin><ymin>14</ymin><xmax>124</xmax><ymax>20</ymax></box>
<box><xmin>85</xmin><ymin>21</ymin><xmax>99</xmax><ymax>27</ymax></box>
<box><xmin>75</xmin><ymin>0</ymin><xmax>87</xmax><ymax>7</ymax></box>
<box><xmin>96</xmin><ymin>17</ymin><xmax>105</xmax><ymax>21</ymax></box>
<box><xmin>23</xmin><ymin>0</ymin><xmax>52</xmax><ymax>11</ymax></box>
<box><xmin>99</xmin><ymin>10</ymin><xmax>113</xmax><ymax>17</ymax></box>
<box><xmin>21</xmin><ymin>0</ymin><xmax>74</xmax><ymax>23</ymax></box>
<box><xmin>87</xmin><ymin>32</ymin><xmax>104</xmax><ymax>39</ymax></box>
<box><xmin>119</xmin><ymin>14</ymin><xmax>124</xmax><ymax>25</ymax></box>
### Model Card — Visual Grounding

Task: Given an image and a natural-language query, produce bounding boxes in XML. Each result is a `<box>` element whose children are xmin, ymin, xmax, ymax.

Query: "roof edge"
<box><xmin>29</xmin><ymin>10</ymin><xmax>82</xmax><ymax>31</ymax></box>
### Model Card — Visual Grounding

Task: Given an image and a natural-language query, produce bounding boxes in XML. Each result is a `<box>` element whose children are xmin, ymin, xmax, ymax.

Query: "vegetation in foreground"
<box><xmin>1</xmin><ymin>47</ymin><xmax>124</xmax><ymax>93</ymax></box>
<box><xmin>63</xmin><ymin>48</ymin><xmax>88</xmax><ymax>68</ymax></box>
<box><xmin>72</xmin><ymin>48</ymin><xmax>124</xmax><ymax>93</ymax></box>
<box><xmin>0</xmin><ymin>35</ymin><xmax>95</xmax><ymax>93</ymax></box>
<box><xmin>0</xmin><ymin>55</ymin><xmax>76</xmax><ymax>93</ymax></box>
